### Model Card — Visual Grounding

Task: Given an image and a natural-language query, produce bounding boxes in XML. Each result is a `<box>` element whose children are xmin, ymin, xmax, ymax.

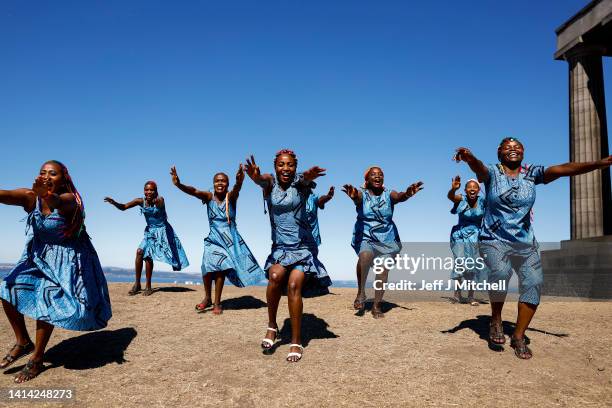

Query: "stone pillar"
<box><xmin>567</xmin><ymin>48</ymin><xmax>612</xmax><ymax>239</ymax></box>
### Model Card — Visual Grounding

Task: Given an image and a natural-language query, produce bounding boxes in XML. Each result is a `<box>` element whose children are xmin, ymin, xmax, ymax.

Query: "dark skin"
<box><xmin>171</xmin><ymin>165</ymin><xmax>245</xmax><ymax>314</ymax></box>
<box><xmin>104</xmin><ymin>183</ymin><xmax>164</xmax><ymax>296</ymax></box>
<box><xmin>0</xmin><ymin>162</ymin><xmax>78</xmax><ymax>383</ymax></box>
<box><xmin>315</xmin><ymin>186</ymin><xmax>335</xmax><ymax>209</ymax></box>
<box><xmin>455</xmin><ymin>141</ymin><xmax>612</xmax><ymax>358</ymax></box>
<box><xmin>245</xmin><ymin>154</ymin><xmax>325</xmax><ymax>362</ymax></box>
<box><xmin>447</xmin><ymin>176</ymin><xmax>480</xmax><ymax>304</ymax></box>
<box><xmin>343</xmin><ymin>167</ymin><xmax>424</xmax><ymax>319</ymax></box>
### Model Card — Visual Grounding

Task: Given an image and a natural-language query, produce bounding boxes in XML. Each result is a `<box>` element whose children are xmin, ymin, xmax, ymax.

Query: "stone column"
<box><xmin>567</xmin><ymin>47</ymin><xmax>612</xmax><ymax>239</ymax></box>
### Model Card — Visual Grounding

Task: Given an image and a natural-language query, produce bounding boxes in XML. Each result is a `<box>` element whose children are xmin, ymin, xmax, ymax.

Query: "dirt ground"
<box><xmin>0</xmin><ymin>283</ymin><xmax>610</xmax><ymax>407</ymax></box>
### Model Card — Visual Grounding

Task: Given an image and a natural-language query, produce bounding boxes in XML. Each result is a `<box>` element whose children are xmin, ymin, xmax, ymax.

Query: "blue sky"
<box><xmin>1</xmin><ymin>1</ymin><xmax>610</xmax><ymax>280</ymax></box>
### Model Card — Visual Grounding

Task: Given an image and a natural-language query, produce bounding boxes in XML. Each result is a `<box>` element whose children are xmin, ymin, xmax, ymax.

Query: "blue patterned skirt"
<box><xmin>139</xmin><ymin>223</ymin><xmax>189</xmax><ymax>271</ymax></box>
<box><xmin>0</xmin><ymin>235</ymin><xmax>112</xmax><ymax>331</ymax></box>
<box><xmin>264</xmin><ymin>246</ymin><xmax>331</xmax><ymax>297</ymax></box>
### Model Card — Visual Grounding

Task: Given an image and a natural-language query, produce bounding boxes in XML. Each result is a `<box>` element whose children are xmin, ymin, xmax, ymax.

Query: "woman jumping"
<box><xmin>246</xmin><ymin>149</ymin><xmax>331</xmax><ymax>363</ymax></box>
<box><xmin>0</xmin><ymin>160</ymin><xmax>112</xmax><ymax>382</ymax></box>
<box><xmin>455</xmin><ymin>137</ymin><xmax>612</xmax><ymax>359</ymax></box>
<box><xmin>170</xmin><ymin>165</ymin><xmax>264</xmax><ymax>315</ymax></box>
<box><xmin>104</xmin><ymin>181</ymin><xmax>189</xmax><ymax>296</ymax></box>
<box><xmin>344</xmin><ymin>166</ymin><xmax>423</xmax><ymax>318</ymax></box>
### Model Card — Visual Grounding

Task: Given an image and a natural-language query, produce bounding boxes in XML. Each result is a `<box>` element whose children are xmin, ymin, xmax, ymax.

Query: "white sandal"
<box><xmin>261</xmin><ymin>327</ymin><xmax>278</xmax><ymax>349</ymax></box>
<box><xmin>286</xmin><ymin>344</ymin><xmax>304</xmax><ymax>362</ymax></box>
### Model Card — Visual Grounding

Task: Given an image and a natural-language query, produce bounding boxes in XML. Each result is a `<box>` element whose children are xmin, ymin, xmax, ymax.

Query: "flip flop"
<box><xmin>510</xmin><ymin>336</ymin><xmax>533</xmax><ymax>359</ymax></box>
<box><xmin>142</xmin><ymin>288</ymin><xmax>154</xmax><ymax>296</ymax></box>
<box><xmin>195</xmin><ymin>299</ymin><xmax>212</xmax><ymax>313</ymax></box>
<box><xmin>212</xmin><ymin>304</ymin><xmax>223</xmax><ymax>315</ymax></box>
<box><xmin>14</xmin><ymin>359</ymin><xmax>44</xmax><ymax>383</ymax></box>
<box><xmin>0</xmin><ymin>342</ymin><xmax>35</xmax><ymax>369</ymax></box>
<box><xmin>128</xmin><ymin>285</ymin><xmax>141</xmax><ymax>296</ymax></box>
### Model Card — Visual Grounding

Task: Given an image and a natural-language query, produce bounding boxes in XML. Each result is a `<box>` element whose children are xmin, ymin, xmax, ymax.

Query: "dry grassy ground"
<box><xmin>0</xmin><ymin>283</ymin><xmax>610</xmax><ymax>407</ymax></box>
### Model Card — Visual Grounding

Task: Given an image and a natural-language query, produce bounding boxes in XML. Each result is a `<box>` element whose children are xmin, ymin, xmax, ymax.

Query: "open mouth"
<box><xmin>507</xmin><ymin>152</ymin><xmax>520</xmax><ymax>159</ymax></box>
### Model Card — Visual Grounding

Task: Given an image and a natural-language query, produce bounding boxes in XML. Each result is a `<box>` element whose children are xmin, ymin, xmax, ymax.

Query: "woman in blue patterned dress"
<box><xmin>305</xmin><ymin>186</ymin><xmax>335</xmax><ymax>248</ymax></box>
<box><xmin>170</xmin><ymin>165</ymin><xmax>264</xmax><ymax>315</ymax></box>
<box><xmin>343</xmin><ymin>167</ymin><xmax>423</xmax><ymax>318</ymax></box>
<box><xmin>0</xmin><ymin>160</ymin><xmax>112</xmax><ymax>383</ymax></box>
<box><xmin>447</xmin><ymin>175</ymin><xmax>485</xmax><ymax>305</ymax></box>
<box><xmin>455</xmin><ymin>138</ymin><xmax>612</xmax><ymax>359</ymax></box>
<box><xmin>105</xmin><ymin>181</ymin><xmax>189</xmax><ymax>296</ymax></box>
<box><xmin>245</xmin><ymin>150</ymin><xmax>330</xmax><ymax>363</ymax></box>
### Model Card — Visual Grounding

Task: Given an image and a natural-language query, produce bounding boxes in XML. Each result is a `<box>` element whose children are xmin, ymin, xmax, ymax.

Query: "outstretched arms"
<box><xmin>32</xmin><ymin>176</ymin><xmax>77</xmax><ymax>216</ymax></box>
<box><xmin>543</xmin><ymin>156</ymin><xmax>612</xmax><ymax>184</ymax></box>
<box><xmin>316</xmin><ymin>186</ymin><xmax>335</xmax><ymax>209</ymax></box>
<box><xmin>245</xmin><ymin>155</ymin><xmax>274</xmax><ymax>195</ymax></box>
<box><xmin>229</xmin><ymin>163</ymin><xmax>245</xmax><ymax>202</ymax></box>
<box><xmin>454</xmin><ymin>147</ymin><xmax>489</xmax><ymax>183</ymax></box>
<box><xmin>104</xmin><ymin>196</ymin><xmax>143</xmax><ymax>211</ymax></box>
<box><xmin>342</xmin><ymin>184</ymin><xmax>362</xmax><ymax>206</ymax></box>
<box><xmin>391</xmin><ymin>181</ymin><xmax>424</xmax><ymax>204</ymax></box>
<box><xmin>0</xmin><ymin>188</ymin><xmax>36</xmax><ymax>212</ymax></box>
<box><xmin>170</xmin><ymin>166</ymin><xmax>212</xmax><ymax>202</ymax></box>
<box><xmin>447</xmin><ymin>175</ymin><xmax>462</xmax><ymax>204</ymax></box>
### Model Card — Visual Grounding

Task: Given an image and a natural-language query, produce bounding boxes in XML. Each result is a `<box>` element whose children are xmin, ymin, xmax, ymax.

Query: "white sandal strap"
<box><xmin>261</xmin><ymin>338</ymin><xmax>275</xmax><ymax>346</ymax></box>
<box><xmin>266</xmin><ymin>327</ymin><xmax>278</xmax><ymax>333</ymax></box>
<box><xmin>287</xmin><ymin>352</ymin><xmax>302</xmax><ymax>358</ymax></box>
<box><xmin>288</xmin><ymin>344</ymin><xmax>303</xmax><ymax>350</ymax></box>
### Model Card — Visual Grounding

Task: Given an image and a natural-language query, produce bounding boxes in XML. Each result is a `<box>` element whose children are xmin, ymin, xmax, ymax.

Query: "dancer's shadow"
<box><xmin>154</xmin><ymin>286</ymin><xmax>196</xmax><ymax>293</ymax></box>
<box><xmin>440</xmin><ymin>296</ymin><xmax>489</xmax><ymax>305</ymax></box>
<box><xmin>4</xmin><ymin>327</ymin><xmax>136</xmax><ymax>376</ymax></box>
<box><xmin>354</xmin><ymin>300</ymin><xmax>413</xmax><ymax>317</ymax></box>
<box><xmin>221</xmin><ymin>295</ymin><xmax>266</xmax><ymax>310</ymax></box>
<box><xmin>441</xmin><ymin>315</ymin><xmax>569</xmax><ymax>351</ymax></box>
<box><xmin>263</xmin><ymin>313</ymin><xmax>338</xmax><ymax>355</ymax></box>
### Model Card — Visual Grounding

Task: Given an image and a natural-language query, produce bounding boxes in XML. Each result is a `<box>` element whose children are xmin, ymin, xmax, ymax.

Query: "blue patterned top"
<box><xmin>480</xmin><ymin>163</ymin><xmax>546</xmax><ymax>245</ymax></box>
<box><xmin>305</xmin><ymin>193</ymin><xmax>321</xmax><ymax>246</ymax></box>
<box><xmin>351</xmin><ymin>188</ymin><xmax>400</xmax><ymax>251</ymax></box>
<box><xmin>266</xmin><ymin>174</ymin><xmax>316</xmax><ymax>250</ymax></box>
<box><xmin>141</xmin><ymin>201</ymin><xmax>167</xmax><ymax>228</ymax></box>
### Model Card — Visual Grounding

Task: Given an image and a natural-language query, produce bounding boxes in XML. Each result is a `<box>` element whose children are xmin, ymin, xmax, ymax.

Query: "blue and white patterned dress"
<box><xmin>351</xmin><ymin>188</ymin><xmax>401</xmax><ymax>257</ymax></box>
<box><xmin>201</xmin><ymin>196</ymin><xmax>264</xmax><ymax>286</ymax></box>
<box><xmin>479</xmin><ymin>163</ymin><xmax>546</xmax><ymax>305</ymax></box>
<box><xmin>264</xmin><ymin>175</ymin><xmax>331</xmax><ymax>294</ymax></box>
<box><xmin>305</xmin><ymin>193</ymin><xmax>321</xmax><ymax>247</ymax></box>
<box><xmin>0</xmin><ymin>200</ymin><xmax>112</xmax><ymax>331</ymax></box>
<box><xmin>139</xmin><ymin>201</ymin><xmax>189</xmax><ymax>271</ymax></box>
<box><xmin>450</xmin><ymin>195</ymin><xmax>486</xmax><ymax>281</ymax></box>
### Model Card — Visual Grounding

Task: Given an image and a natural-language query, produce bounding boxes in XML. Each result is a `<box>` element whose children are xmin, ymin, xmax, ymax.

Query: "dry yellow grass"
<box><xmin>0</xmin><ymin>283</ymin><xmax>610</xmax><ymax>407</ymax></box>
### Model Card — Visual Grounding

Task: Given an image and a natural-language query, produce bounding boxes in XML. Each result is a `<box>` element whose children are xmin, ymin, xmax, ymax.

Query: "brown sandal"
<box><xmin>510</xmin><ymin>337</ymin><xmax>533</xmax><ymax>359</ymax></box>
<box><xmin>489</xmin><ymin>322</ymin><xmax>506</xmax><ymax>345</ymax></box>
<box><xmin>0</xmin><ymin>342</ymin><xmax>35</xmax><ymax>369</ymax></box>
<box><xmin>212</xmin><ymin>304</ymin><xmax>223</xmax><ymax>315</ymax></box>
<box><xmin>14</xmin><ymin>359</ymin><xmax>44</xmax><ymax>383</ymax></box>
<box><xmin>128</xmin><ymin>285</ymin><xmax>141</xmax><ymax>296</ymax></box>
<box><xmin>142</xmin><ymin>288</ymin><xmax>154</xmax><ymax>296</ymax></box>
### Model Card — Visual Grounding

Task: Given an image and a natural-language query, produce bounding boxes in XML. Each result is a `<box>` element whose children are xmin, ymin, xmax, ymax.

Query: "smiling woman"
<box><xmin>0</xmin><ymin>160</ymin><xmax>112</xmax><ymax>383</ymax></box>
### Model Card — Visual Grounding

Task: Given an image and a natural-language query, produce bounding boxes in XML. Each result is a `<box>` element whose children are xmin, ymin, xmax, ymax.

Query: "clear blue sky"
<box><xmin>1</xmin><ymin>1</ymin><xmax>610</xmax><ymax>280</ymax></box>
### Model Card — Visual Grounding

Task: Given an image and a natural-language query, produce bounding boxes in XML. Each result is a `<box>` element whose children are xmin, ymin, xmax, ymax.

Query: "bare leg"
<box><xmin>130</xmin><ymin>248</ymin><xmax>144</xmax><ymax>294</ymax></box>
<box><xmin>286</xmin><ymin>268</ymin><xmax>305</xmax><ymax>362</ymax></box>
<box><xmin>213</xmin><ymin>272</ymin><xmax>225</xmax><ymax>314</ymax></box>
<box><xmin>263</xmin><ymin>264</ymin><xmax>287</xmax><ymax>346</ymax></box>
<box><xmin>0</xmin><ymin>300</ymin><xmax>33</xmax><ymax>368</ymax></box>
<box><xmin>372</xmin><ymin>267</ymin><xmax>389</xmax><ymax>318</ymax></box>
<box><xmin>354</xmin><ymin>251</ymin><xmax>374</xmax><ymax>309</ymax></box>
<box><xmin>14</xmin><ymin>320</ymin><xmax>54</xmax><ymax>383</ymax></box>
<box><xmin>144</xmin><ymin>259</ymin><xmax>153</xmax><ymax>291</ymax></box>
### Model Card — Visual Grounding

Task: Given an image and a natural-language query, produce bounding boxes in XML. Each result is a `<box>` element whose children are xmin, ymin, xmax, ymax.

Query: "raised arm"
<box><xmin>317</xmin><ymin>186</ymin><xmax>335</xmax><ymax>209</ymax></box>
<box><xmin>0</xmin><ymin>188</ymin><xmax>36</xmax><ymax>212</ymax></box>
<box><xmin>303</xmin><ymin>166</ymin><xmax>326</xmax><ymax>185</ymax></box>
<box><xmin>245</xmin><ymin>155</ymin><xmax>274</xmax><ymax>195</ymax></box>
<box><xmin>543</xmin><ymin>156</ymin><xmax>612</xmax><ymax>184</ymax></box>
<box><xmin>170</xmin><ymin>166</ymin><xmax>212</xmax><ymax>202</ymax></box>
<box><xmin>32</xmin><ymin>176</ymin><xmax>77</xmax><ymax>216</ymax></box>
<box><xmin>454</xmin><ymin>147</ymin><xmax>489</xmax><ymax>183</ymax></box>
<box><xmin>229</xmin><ymin>163</ymin><xmax>245</xmax><ymax>202</ymax></box>
<box><xmin>391</xmin><ymin>181</ymin><xmax>424</xmax><ymax>204</ymax></box>
<box><xmin>104</xmin><ymin>196</ymin><xmax>143</xmax><ymax>211</ymax></box>
<box><xmin>446</xmin><ymin>176</ymin><xmax>462</xmax><ymax>204</ymax></box>
<box><xmin>342</xmin><ymin>184</ymin><xmax>362</xmax><ymax>206</ymax></box>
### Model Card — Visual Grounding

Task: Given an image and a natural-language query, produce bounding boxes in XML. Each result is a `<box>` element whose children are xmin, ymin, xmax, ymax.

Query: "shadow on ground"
<box><xmin>154</xmin><ymin>286</ymin><xmax>196</xmax><ymax>293</ymax></box>
<box><xmin>263</xmin><ymin>313</ymin><xmax>338</xmax><ymax>355</ymax></box>
<box><xmin>221</xmin><ymin>295</ymin><xmax>266</xmax><ymax>310</ymax></box>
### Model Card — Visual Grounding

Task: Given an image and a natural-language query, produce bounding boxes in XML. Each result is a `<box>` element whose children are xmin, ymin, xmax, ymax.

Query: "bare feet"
<box><xmin>371</xmin><ymin>304</ymin><xmax>385</xmax><ymax>319</ymax></box>
<box><xmin>142</xmin><ymin>288</ymin><xmax>154</xmax><ymax>296</ymax></box>
<box><xmin>128</xmin><ymin>284</ymin><xmax>141</xmax><ymax>296</ymax></box>
<box><xmin>353</xmin><ymin>294</ymin><xmax>366</xmax><ymax>310</ymax></box>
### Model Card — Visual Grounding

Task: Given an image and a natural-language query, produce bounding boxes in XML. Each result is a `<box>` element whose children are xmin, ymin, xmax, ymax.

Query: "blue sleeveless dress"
<box><xmin>305</xmin><ymin>193</ymin><xmax>321</xmax><ymax>247</ymax></box>
<box><xmin>201</xmin><ymin>197</ymin><xmax>264</xmax><ymax>286</ymax></box>
<box><xmin>0</xmin><ymin>200</ymin><xmax>112</xmax><ymax>331</ymax></box>
<box><xmin>450</xmin><ymin>195</ymin><xmax>486</xmax><ymax>281</ymax></box>
<box><xmin>351</xmin><ymin>188</ymin><xmax>401</xmax><ymax>256</ymax></box>
<box><xmin>139</xmin><ymin>202</ymin><xmax>189</xmax><ymax>271</ymax></box>
<box><xmin>264</xmin><ymin>175</ymin><xmax>331</xmax><ymax>295</ymax></box>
